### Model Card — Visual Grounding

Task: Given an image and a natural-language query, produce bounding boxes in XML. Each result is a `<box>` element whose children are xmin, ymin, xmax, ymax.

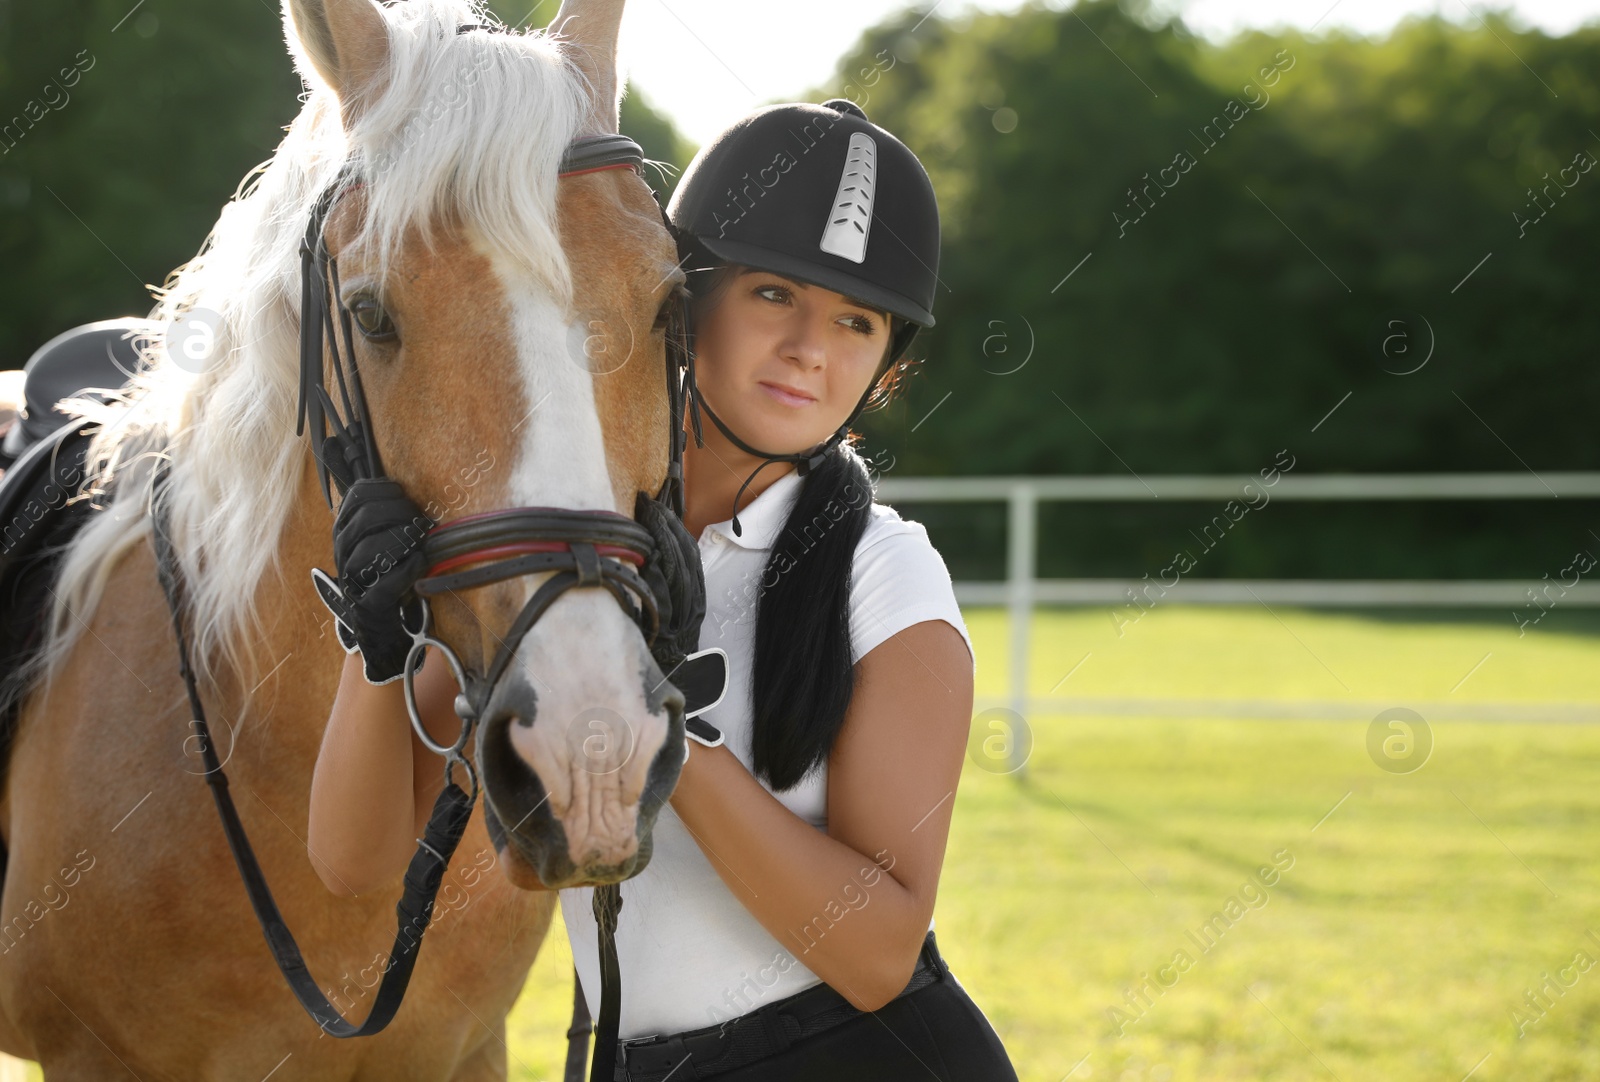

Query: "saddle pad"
<box><xmin>0</xmin><ymin>417</ymin><xmax>104</xmax><ymax>884</ymax></box>
<box><xmin>0</xmin><ymin>416</ymin><xmax>101</xmax><ymax>605</ymax></box>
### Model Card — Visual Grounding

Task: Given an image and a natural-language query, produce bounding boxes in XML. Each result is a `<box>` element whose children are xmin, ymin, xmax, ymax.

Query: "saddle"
<box><xmin>0</xmin><ymin>318</ymin><xmax>153</xmax><ymax>469</ymax></box>
<box><xmin>0</xmin><ymin>320</ymin><xmax>145</xmax><ymax>885</ymax></box>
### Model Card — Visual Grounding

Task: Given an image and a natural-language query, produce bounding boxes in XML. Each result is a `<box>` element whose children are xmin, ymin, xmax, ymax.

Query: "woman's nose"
<box><xmin>777</xmin><ymin>312</ymin><xmax>829</xmax><ymax>368</ymax></box>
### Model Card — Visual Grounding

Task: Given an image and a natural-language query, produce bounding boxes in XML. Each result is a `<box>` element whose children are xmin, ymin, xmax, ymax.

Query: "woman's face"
<box><xmin>691</xmin><ymin>266</ymin><xmax>890</xmax><ymax>455</ymax></box>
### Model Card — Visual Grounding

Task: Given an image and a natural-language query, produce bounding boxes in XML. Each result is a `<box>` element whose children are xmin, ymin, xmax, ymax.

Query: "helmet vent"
<box><xmin>819</xmin><ymin>133</ymin><xmax>878</xmax><ymax>263</ymax></box>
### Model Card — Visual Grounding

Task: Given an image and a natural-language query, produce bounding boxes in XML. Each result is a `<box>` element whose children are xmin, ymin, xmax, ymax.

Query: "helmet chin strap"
<box><xmin>690</xmin><ymin>378</ymin><xmax>876</xmax><ymax>537</ymax></box>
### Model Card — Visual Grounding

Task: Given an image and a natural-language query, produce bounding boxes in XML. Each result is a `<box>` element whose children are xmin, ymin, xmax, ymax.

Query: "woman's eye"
<box><xmin>349</xmin><ymin>297</ymin><xmax>397</xmax><ymax>341</ymax></box>
<box><xmin>755</xmin><ymin>284</ymin><xmax>791</xmax><ymax>304</ymax></box>
<box><xmin>843</xmin><ymin>314</ymin><xmax>878</xmax><ymax>335</ymax></box>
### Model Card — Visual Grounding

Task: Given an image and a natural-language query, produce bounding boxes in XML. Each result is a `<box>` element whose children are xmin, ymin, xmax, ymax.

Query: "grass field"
<box><xmin>16</xmin><ymin>605</ymin><xmax>1597</xmax><ymax>1081</ymax></box>
<box><xmin>503</xmin><ymin>605</ymin><xmax>1600</xmax><ymax>1082</ymax></box>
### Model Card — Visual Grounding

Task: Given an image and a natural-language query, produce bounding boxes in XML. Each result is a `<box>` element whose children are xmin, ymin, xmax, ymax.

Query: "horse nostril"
<box><xmin>652</xmin><ymin>675</ymin><xmax>684</xmax><ymax>717</ymax></box>
<box><xmin>481</xmin><ymin>700</ymin><xmax>536</xmax><ymax>734</ymax></box>
<box><xmin>482</xmin><ymin>674</ymin><xmax>539</xmax><ymax>735</ymax></box>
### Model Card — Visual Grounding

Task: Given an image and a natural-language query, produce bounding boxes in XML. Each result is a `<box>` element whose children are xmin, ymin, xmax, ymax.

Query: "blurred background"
<box><xmin>2</xmin><ymin>0</ymin><xmax>1597</xmax><ymax>1079</ymax></box>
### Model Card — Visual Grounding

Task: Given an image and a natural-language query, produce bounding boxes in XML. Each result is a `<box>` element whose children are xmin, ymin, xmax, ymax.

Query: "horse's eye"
<box><xmin>653</xmin><ymin>285</ymin><xmax>686</xmax><ymax>333</ymax></box>
<box><xmin>349</xmin><ymin>297</ymin><xmax>397</xmax><ymax>341</ymax></box>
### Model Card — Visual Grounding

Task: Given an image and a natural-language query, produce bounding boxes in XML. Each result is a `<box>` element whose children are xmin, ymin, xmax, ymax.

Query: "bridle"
<box><xmin>294</xmin><ymin>129</ymin><xmax>686</xmax><ymax>805</ymax></box>
<box><xmin>149</xmin><ymin>125</ymin><xmax>690</xmax><ymax>1074</ymax></box>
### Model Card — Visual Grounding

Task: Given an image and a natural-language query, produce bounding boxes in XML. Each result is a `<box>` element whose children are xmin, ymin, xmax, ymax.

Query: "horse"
<box><xmin>0</xmin><ymin>0</ymin><xmax>690</xmax><ymax>1075</ymax></box>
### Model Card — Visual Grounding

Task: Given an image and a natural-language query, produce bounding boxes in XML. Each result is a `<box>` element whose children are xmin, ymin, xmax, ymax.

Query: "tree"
<box><xmin>812</xmin><ymin>0</ymin><xmax>1599</xmax><ymax>578</ymax></box>
<box><xmin>0</xmin><ymin>0</ymin><xmax>694</xmax><ymax>364</ymax></box>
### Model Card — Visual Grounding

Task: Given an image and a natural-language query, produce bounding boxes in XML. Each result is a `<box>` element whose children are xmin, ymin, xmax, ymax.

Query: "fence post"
<box><xmin>1007</xmin><ymin>482</ymin><xmax>1036</xmax><ymax>776</ymax></box>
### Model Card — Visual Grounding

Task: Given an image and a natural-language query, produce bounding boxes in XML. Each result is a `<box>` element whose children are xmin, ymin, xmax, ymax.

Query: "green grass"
<box><xmin>504</xmin><ymin>606</ymin><xmax>1600</xmax><ymax>1082</ymax></box>
<box><xmin>19</xmin><ymin>606</ymin><xmax>1595</xmax><ymax>1081</ymax></box>
<box><xmin>979</xmin><ymin>604</ymin><xmax>1600</xmax><ymax>706</ymax></box>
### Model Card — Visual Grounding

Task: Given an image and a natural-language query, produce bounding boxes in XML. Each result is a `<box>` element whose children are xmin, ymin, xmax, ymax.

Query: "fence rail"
<box><xmin>874</xmin><ymin>472</ymin><xmax>1600</xmax><ymax>774</ymax></box>
<box><xmin>948</xmin><ymin>579</ymin><xmax>1600</xmax><ymax>606</ymax></box>
<box><xmin>876</xmin><ymin>472</ymin><xmax>1600</xmax><ymax>501</ymax></box>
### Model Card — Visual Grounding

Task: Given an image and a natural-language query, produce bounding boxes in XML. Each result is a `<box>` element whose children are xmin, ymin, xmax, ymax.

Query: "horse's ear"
<box><xmin>550</xmin><ymin>0</ymin><xmax>625</xmax><ymax>135</ymax></box>
<box><xmin>283</xmin><ymin>0</ymin><xmax>391</xmax><ymax>125</ymax></box>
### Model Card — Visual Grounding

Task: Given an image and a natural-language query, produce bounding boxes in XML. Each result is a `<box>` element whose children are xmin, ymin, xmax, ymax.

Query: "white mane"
<box><xmin>36</xmin><ymin>0</ymin><xmax>589</xmax><ymax>702</ymax></box>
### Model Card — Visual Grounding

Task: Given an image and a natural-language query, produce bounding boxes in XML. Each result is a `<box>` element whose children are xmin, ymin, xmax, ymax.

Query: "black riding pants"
<box><xmin>697</xmin><ymin>969</ymin><xmax>1018</xmax><ymax>1082</ymax></box>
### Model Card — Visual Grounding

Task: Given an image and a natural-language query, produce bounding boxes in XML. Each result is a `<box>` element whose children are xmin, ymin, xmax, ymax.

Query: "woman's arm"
<box><xmin>668</xmin><ymin>619</ymin><xmax>974</xmax><ymax>1012</ymax></box>
<box><xmin>307</xmin><ymin>647</ymin><xmax>464</xmax><ymax>897</ymax></box>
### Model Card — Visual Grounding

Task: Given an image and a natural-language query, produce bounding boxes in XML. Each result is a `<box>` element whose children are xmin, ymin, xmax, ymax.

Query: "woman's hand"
<box><xmin>313</xmin><ymin>478</ymin><xmax>434</xmax><ymax>685</ymax></box>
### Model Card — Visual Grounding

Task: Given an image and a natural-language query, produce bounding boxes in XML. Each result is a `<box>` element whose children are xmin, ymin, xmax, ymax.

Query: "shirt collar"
<box><xmin>705</xmin><ymin>468</ymin><xmax>805</xmax><ymax>551</ymax></box>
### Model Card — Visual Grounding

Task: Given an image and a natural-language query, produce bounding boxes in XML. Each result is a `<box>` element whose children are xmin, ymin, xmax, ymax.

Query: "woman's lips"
<box><xmin>758</xmin><ymin>381</ymin><xmax>816</xmax><ymax>408</ymax></box>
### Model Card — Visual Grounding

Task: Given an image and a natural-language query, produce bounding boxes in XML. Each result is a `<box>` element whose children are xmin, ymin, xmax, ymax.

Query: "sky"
<box><xmin>611</xmin><ymin>0</ymin><xmax>1600</xmax><ymax>144</ymax></box>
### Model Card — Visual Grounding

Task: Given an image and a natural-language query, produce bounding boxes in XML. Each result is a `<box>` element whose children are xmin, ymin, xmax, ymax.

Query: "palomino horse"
<box><xmin>0</xmin><ymin>0</ymin><xmax>689</xmax><ymax>1075</ymax></box>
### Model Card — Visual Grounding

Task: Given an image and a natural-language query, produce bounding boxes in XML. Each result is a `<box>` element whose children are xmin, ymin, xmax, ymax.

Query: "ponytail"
<box><xmin>748</xmin><ymin>442</ymin><xmax>875</xmax><ymax>791</ymax></box>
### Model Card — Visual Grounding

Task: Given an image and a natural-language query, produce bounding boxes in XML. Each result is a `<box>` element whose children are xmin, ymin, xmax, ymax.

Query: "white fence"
<box><xmin>875</xmin><ymin>472</ymin><xmax>1600</xmax><ymax>769</ymax></box>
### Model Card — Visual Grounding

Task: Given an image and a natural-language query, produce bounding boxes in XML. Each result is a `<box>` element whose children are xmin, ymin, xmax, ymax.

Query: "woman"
<box><xmin>309</xmin><ymin>98</ymin><xmax>1016</xmax><ymax>1080</ymax></box>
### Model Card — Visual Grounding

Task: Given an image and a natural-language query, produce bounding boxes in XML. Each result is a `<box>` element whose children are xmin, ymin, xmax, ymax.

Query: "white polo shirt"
<box><xmin>558</xmin><ymin>466</ymin><xmax>974</xmax><ymax>1040</ymax></box>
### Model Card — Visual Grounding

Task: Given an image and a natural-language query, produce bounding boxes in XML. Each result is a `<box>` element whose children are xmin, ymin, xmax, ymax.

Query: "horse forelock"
<box><xmin>39</xmin><ymin>0</ymin><xmax>590</xmax><ymax>707</ymax></box>
<box><xmin>346</xmin><ymin>1</ymin><xmax>588</xmax><ymax>299</ymax></box>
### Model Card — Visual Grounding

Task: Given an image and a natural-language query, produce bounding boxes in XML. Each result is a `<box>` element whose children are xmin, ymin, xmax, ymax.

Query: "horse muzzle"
<box><xmin>476</xmin><ymin>644</ymin><xmax>686</xmax><ymax>889</ymax></box>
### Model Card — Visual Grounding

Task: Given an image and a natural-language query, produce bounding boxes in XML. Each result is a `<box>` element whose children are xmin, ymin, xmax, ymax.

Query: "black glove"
<box><xmin>634</xmin><ymin>491</ymin><xmax>706</xmax><ymax>677</ymax></box>
<box><xmin>312</xmin><ymin>478</ymin><xmax>435</xmax><ymax>685</ymax></box>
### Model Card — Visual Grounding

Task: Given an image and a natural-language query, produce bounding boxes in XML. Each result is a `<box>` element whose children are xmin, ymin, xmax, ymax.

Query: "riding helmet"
<box><xmin>667</xmin><ymin>98</ymin><xmax>940</xmax><ymax>372</ymax></box>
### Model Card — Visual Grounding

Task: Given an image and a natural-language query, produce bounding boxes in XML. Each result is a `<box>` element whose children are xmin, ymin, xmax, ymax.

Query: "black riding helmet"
<box><xmin>666</xmin><ymin>97</ymin><xmax>941</xmax><ymax>533</ymax></box>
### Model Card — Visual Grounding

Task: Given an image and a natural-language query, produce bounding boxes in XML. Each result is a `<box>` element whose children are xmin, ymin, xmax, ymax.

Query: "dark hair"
<box><xmin>749</xmin><ymin>439</ymin><xmax>875</xmax><ymax>790</ymax></box>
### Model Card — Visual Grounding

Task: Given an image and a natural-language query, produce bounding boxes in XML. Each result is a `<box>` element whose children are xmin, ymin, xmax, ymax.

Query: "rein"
<box><xmin>152</xmin><ymin>128</ymin><xmax>689</xmax><ymax>1078</ymax></box>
